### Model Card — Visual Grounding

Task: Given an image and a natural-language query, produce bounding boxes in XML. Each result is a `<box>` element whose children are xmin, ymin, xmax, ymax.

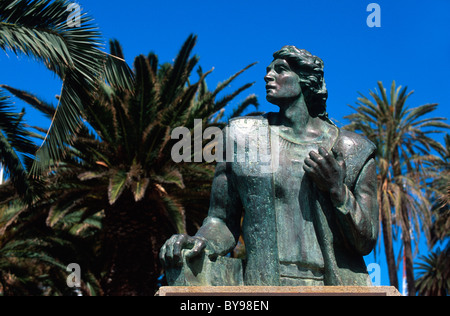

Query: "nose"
<box><xmin>264</xmin><ymin>71</ymin><xmax>275</xmax><ymax>83</ymax></box>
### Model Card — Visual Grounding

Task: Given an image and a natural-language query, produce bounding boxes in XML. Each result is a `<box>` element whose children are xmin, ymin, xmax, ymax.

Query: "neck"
<box><xmin>275</xmin><ymin>96</ymin><xmax>322</xmax><ymax>137</ymax></box>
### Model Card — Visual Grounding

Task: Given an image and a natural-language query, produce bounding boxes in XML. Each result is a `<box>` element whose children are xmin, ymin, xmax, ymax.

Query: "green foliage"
<box><xmin>344</xmin><ymin>81</ymin><xmax>450</xmax><ymax>293</ymax></box>
<box><xmin>0</xmin><ymin>34</ymin><xmax>258</xmax><ymax>295</ymax></box>
<box><xmin>426</xmin><ymin>134</ymin><xmax>450</xmax><ymax>244</ymax></box>
<box><xmin>58</xmin><ymin>35</ymin><xmax>258</xmax><ymax>234</ymax></box>
<box><xmin>0</xmin><ymin>90</ymin><xmax>36</xmax><ymax>201</ymax></box>
<box><xmin>415</xmin><ymin>246</ymin><xmax>449</xmax><ymax>296</ymax></box>
<box><xmin>345</xmin><ymin>81</ymin><xmax>449</xmax><ymax>236</ymax></box>
<box><xmin>0</xmin><ymin>198</ymin><xmax>103</xmax><ymax>296</ymax></box>
<box><xmin>0</xmin><ymin>0</ymin><xmax>130</xmax><ymax>176</ymax></box>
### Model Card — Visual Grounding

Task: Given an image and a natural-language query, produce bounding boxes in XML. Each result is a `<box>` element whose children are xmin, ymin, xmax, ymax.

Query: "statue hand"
<box><xmin>159</xmin><ymin>234</ymin><xmax>207</xmax><ymax>267</ymax></box>
<box><xmin>304</xmin><ymin>147</ymin><xmax>347</xmax><ymax>206</ymax></box>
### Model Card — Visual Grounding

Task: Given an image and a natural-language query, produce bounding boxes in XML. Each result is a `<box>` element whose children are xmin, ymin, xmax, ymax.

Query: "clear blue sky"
<box><xmin>1</xmin><ymin>0</ymin><xmax>449</xmax><ymax>290</ymax></box>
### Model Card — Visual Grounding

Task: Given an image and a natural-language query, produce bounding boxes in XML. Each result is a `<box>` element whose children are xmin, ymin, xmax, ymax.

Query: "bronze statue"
<box><xmin>160</xmin><ymin>46</ymin><xmax>379</xmax><ymax>286</ymax></box>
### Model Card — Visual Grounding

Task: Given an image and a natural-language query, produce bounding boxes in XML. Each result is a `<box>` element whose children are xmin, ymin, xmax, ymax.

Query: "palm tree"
<box><xmin>344</xmin><ymin>81</ymin><xmax>449</xmax><ymax>295</ymax></box>
<box><xmin>0</xmin><ymin>0</ymin><xmax>129</xmax><ymax>180</ymax></box>
<box><xmin>414</xmin><ymin>134</ymin><xmax>449</xmax><ymax>296</ymax></box>
<box><xmin>428</xmin><ymin>134</ymin><xmax>450</xmax><ymax>244</ymax></box>
<box><xmin>0</xmin><ymin>35</ymin><xmax>259</xmax><ymax>295</ymax></box>
<box><xmin>0</xmin><ymin>101</ymin><xmax>103</xmax><ymax>296</ymax></box>
<box><xmin>415</xmin><ymin>247</ymin><xmax>449</xmax><ymax>296</ymax></box>
<box><xmin>0</xmin><ymin>90</ymin><xmax>36</xmax><ymax>202</ymax></box>
<box><xmin>0</xmin><ymin>186</ymin><xmax>104</xmax><ymax>296</ymax></box>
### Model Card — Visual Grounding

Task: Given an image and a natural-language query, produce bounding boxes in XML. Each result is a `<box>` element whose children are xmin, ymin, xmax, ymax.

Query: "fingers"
<box><xmin>318</xmin><ymin>147</ymin><xmax>330</xmax><ymax>159</ymax></box>
<box><xmin>159</xmin><ymin>235</ymin><xmax>207</xmax><ymax>267</ymax></box>
<box><xmin>320</xmin><ymin>147</ymin><xmax>340</xmax><ymax>168</ymax></box>
<box><xmin>303</xmin><ymin>147</ymin><xmax>340</xmax><ymax>191</ymax></box>
<box><xmin>307</xmin><ymin>148</ymin><xmax>328</xmax><ymax>166</ymax></box>
<box><xmin>160</xmin><ymin>234</ymin><xmax>186</xmax><ymax>267</ymax></box>
<box><xmin>185</xmin><ymin>237</ymin><xmax>207</xmax><ymax>260</ymax></box>
<box><xmin>303</xmin><ymin>161</ymin><xmax>315</xmax><ymax>174</ymax></box>
<box><xmin>317</xmin><ymin>147</ymin><xmax>338</xmax><ymax>167</ymax></box>
<box><xmin>304</xmin><ymin>147</ymin><xmax>347</xmax><ymax>196</ymax></box>
<box><xmin>304</xmin><ymin>149</ymin><xmax>325</xmax><ymax>175</ymax></box>
<box><xmin>304</xmin><ymin>150</ymin><xmax>320</xmax><ymax>171</ymax></box>
<box><xmin>306</xmin><ymin>147</ymin><xmax>339</xmax><ymax>172</ymax></box>
<box><xmin>308</xmin><ymin>150</ymin><xmax>322</xmax><ymax>164</ymax></box>
<box><xmin>304</xmin><ymin>151</ymin><xmax>320</xmax><ymax>179</ymax></box>
<box><xmin>173</xmin><ymin>235</ymin><xmax>187</xmax><ymax>260</ymax></box>
<box><xmin>159</xmin><ymin>235</ymin><xmax>173</xmax><ymax>264</ymax></box>
<box><xmin>332</xmin><ymin>147</ymin><xmax>346</xmax><ymax>171</ymax></box>
<box><xmin>303</xmin><ymin>157</ymin><xmax>319</xmax><ymax>176</ymax></box>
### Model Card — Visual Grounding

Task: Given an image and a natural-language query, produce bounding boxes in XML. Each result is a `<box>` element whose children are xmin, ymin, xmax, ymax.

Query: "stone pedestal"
<box><xmin>157</xmin><ymin>286</ymin><xmax>402</xmax><ymax>296</ymax></box>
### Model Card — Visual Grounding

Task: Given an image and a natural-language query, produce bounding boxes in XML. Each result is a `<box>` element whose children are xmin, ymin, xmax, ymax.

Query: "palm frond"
<box><xmin>344</xmin><ymin>80</ymin><xmax>449</xmax><ymax>291</ymax></box>
<box><xmin>159</xmin><ymin>34</ymin><xmax>198</xmax><ymax>109</ymax></box>
<box><xmin>161</xmin><ymin>194</ymin><xmax>186</xmax><ymax>234</ymax></box>
<box><xmin>0</xmin><ymin>84</ymin><xmax>56</xmax><ymax>119</ymax></box>
<box><xmin>108</xmin><ymin>169</ymin><xmax>127</xmax><ymax>205</ymax></box>
<box><xmin>228</xmin><ymin>94</ymin><xmax>259</xmax><ymax>119</ymax></box>
<box><xmin>415</xmin><ymin>247</ymin><xmax>450</xmax><ymax>296</ymax></box>
<box><xmin>0</xmin><ymin>90</ymin><xmax>36</xmax><ymax>200</ymax></box>
<box><xmin>1</xmin><ymin>34</ymin><xmax>260</xmax><ymax>295</ymax></box>
<box><xmin>0</xmin><ymin>0</ymin><xmax>106</xmax><ymax>176</ymax></box>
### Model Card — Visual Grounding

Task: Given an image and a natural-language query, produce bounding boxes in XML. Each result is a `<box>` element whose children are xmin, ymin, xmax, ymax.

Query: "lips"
<box><xmin>266</xmin><ymin>85</ymin><xmax>276</xmax><ymax>90</ymax></box>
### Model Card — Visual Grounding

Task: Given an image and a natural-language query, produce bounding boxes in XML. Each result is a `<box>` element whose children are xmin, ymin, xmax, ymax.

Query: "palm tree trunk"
<box><xmin>401</xmin><ymin>206</ymin><xmax>416</xmax><ymax>296</ymax></box>
<box><xmin>101</xmin><ymin>192</ymin><xmax>172</xmax><ymax>296</ymax></box>
<box><xmin>393</xmin><ymin>146</ymin><xmax>416</xmax><ymax>295</ymax></box>
<box><xmin>381</xmin><ymin>203</ymin><xmax>399</xmax><ymax>289</ymax></box>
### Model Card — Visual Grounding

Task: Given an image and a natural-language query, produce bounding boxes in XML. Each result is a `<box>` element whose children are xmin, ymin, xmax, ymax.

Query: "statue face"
<box><xmin>265</xmin><ymin>58</ymin><xmax>302</xmax><ymax>105</ymax></box>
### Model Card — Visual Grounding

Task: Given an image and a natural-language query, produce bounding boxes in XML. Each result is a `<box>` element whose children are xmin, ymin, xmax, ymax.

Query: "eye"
<box><xmin>275</xmin><ymin>65</ymin><xmax>289</xmax><ymax>73</ymax></box>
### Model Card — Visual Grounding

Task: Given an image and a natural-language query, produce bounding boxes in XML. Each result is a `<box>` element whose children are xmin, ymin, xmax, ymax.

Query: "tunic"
<box><xmin>197</xmin><ymin>116</ymin><xmax>379</xmax><ymax>286</ymax></box>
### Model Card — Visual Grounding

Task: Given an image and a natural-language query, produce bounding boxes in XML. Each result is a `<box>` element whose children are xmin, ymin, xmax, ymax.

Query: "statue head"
<box><xmin>265</xmin><ymin>46</ymin><xmax>329</xmax><ymax>120</ymax></box>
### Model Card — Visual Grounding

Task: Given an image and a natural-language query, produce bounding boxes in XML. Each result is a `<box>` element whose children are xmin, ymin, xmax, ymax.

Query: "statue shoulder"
<box><xmin>335</xmin><ymin>129</ymin><xmax>376</xmax><ymax>158</ymax></box>
<box><xmin>334</xmin><ymin>129</ymin><xmax>377</xmax><ymax>188</ymax></box>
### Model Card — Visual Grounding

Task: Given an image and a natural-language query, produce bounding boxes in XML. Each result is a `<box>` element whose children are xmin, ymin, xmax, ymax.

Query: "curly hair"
<box><xmin>273</xmin><ymin>46</ymin><xmax>331</xmax><ymax>122</ymax></box>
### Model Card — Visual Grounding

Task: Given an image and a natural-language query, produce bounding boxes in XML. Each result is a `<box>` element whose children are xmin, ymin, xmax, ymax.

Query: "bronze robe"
<box><xmin>196</xmin><ymin>116</ymin><xmax>379</xmax><ymax>286</ymax></box>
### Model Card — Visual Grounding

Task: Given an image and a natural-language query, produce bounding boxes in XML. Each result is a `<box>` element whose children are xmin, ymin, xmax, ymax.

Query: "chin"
<box><xmin>266</xmin><ymin>94</ymin><xmax>277</xmax><ymax>103</ymax></box>
<box><xmin>266</xmin><ymin>95</ymin><xmax>282</xmax><ymax>107</ymax></box>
